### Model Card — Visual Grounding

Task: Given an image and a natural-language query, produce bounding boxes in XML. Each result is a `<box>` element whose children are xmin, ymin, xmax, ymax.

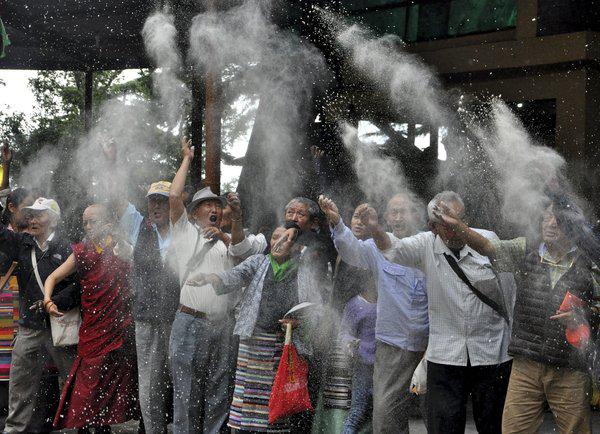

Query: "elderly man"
<box><xmin>433</xmin><ymin>200</ymin><xmax>597</xmax><ymax>433</ymax></box>
<box><xmin>0</xmin><ymin>198</ymin><xmax>79</xmax><ymax>433</ymax></box>
<box><xmin>282</xmin><ymin>197</ymin><xmax>336</xmax><ymax>274</ymax></box>
<box><xmin>320</xmin><ymin>193</ymin><xmax>429</xmax><ymax>434</ymax></box>
<box><xmin>109</xmin><ymin>180</ymin><xmax>179</xmax><ymax>434</ymax></box>
<box><xmin>168</xmin><ymin>137</ymin><xmax>264</xmax><ymax>434</ymax></box>
<box><xmin>368</xmin><ymin>191</ymin><xmax>512</xmax><ymax>434</ymax></box>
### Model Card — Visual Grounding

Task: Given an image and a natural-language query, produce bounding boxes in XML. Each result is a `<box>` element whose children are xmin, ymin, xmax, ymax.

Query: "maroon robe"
<box><xmin>54</xmin><ymin>241</ymin><xmax>139</xmax><ymax>428</ymax></box>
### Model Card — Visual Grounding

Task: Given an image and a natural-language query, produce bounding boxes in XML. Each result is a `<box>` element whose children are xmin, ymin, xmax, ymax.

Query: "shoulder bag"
<box><xmin>31</xmin><ymin>248</ymin><xmax>81</xmax><ymax>347</ymax></box>
<box><xmin>443</xmin><ymin>253</ymin><xmax>511</xmax><ymax>323</ymax></box>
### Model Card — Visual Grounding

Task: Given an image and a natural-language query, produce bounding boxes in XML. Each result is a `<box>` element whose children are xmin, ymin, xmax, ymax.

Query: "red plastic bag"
<box><xmin>268</xmin><ymin>322</ymin><xmax>313</xmax><ymax>424</ymax></box>
<box><xmin>559</xmin><ymin>291</ymin><xmax>591</xmax><ymax>349</ymax></box>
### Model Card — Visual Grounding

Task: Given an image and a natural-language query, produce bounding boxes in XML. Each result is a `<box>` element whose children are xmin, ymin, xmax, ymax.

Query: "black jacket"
<box><xmin>509</xmin><ymin>245</ymin><xmax>595</xmax><ymax>370</ymax></box>
<box><xmin>131</xmin><ymin>219</ymin><xmax>180</xmax><ymax>323</ymax></box>
<box><xmin>0</xmin><ymin>227</ymin><xmax>80</xmax><ymax>330</ymax></box>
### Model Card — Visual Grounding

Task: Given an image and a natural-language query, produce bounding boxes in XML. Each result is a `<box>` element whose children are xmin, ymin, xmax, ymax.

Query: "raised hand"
<box><xmin>432</xmin><ymin>201</ymin><xmax>466</xmax><ymax>232</ymax></box>
<box><xmin>102</xmin><ymin>140</ymin><xmax>117</xmax><ymax>164</ymax></box>
<box><xmin>318</xmin><ymin>195</ymin><xmax>340</xmax><ymax>225</ymax></box>
<box><xmin>310</xmin><ymin>145</ymin><xmax>325</xmax><ymax>159</ymax></box>
<box><xmin>181</xmin><ymin>136</ymin><xmax>194</xmax><ymax>159</ymax></box>
<box><xmin>355</xmin><ymin>203</ymin><xmax>379</xmax><ymax>231</ymax></box>
<box><xmin>226</xmin><ymin>192</ymin><xmax>242</xmax><ymax>220</ymax></box>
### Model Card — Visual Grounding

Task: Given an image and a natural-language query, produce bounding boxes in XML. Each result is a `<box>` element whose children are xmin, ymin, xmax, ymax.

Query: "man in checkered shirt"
<box><xmin>366</xmin><ymin>191</ymin><xmax>512</xmax><ymax>434</ymax></box>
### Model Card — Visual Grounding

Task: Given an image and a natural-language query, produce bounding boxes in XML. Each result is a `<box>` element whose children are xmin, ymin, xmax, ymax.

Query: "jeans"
<box><xmin>4</xmin><ymin>326</ymin><xmax>75</xmax><ymax>433</ymax></box>
<box><xmin>135</xmin><ymin>321</ymin><xmax>172</xmax><ymax>434</ymax></box>
<box><xmin>343</xmin><ymin>360</ymin><xmax>374</xmax><ymax>434</ymax></box>
<box><xmin>427</xmin><ymin>360</ymin><xmax>512</xmax><ymax>434</ymax></box>
<box><xmin>169</xmin><ymin>310</ymin><xmax>237</xmax><ymax>434</ymax></box>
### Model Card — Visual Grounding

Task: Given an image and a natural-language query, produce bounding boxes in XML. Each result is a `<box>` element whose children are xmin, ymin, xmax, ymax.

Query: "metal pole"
<box><xmin>84</xmin><ymin>70</ymin><xmax>93</xmax><ymax>132</ymax></box>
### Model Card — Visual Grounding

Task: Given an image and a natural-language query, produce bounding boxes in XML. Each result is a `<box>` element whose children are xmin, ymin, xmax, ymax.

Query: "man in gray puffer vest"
<box><xmin>433</xmin><ymin>201</ymin><xmax>598</xmax><ymax>434</ymax></box>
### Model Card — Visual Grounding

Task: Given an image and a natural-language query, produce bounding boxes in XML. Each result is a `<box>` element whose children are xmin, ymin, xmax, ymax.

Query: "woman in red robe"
<box><xmin>42</xmin><ymin>204</ymin><xmax>139</xmax><ymax>433</ymax></box>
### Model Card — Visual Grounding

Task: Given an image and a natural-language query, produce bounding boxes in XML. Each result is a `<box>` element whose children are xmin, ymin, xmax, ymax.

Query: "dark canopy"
<box><xmin>0</xmin><ymin>0</ymin><xmax>309</xmax><ymax>71</ymax></box>
<box><xmin>1</xmin><ymin>0</ymin><xmax>161</xmax><ymax>70</ymax></box>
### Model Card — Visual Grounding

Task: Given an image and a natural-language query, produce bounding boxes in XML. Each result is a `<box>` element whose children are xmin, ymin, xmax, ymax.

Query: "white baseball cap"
<box><xmin>24</xmin><ymin>197</ymin><xmax>61</xmax><ymax>218</ymax></box>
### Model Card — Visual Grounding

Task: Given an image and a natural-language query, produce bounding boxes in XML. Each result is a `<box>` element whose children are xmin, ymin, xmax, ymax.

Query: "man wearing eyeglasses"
<box><xmin>433</xmin><ymin>201</ymin><xmax>598</xmax><ymax>434</ymax></box>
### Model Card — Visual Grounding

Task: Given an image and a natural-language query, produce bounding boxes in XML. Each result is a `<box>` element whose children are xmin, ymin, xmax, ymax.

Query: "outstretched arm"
<box><xmin>188</xmin><ymin>255</ymin><xmax>263</xmax><ymax>295</ymax></box>
<box><xmin>170</xmin><ymin>136</ymin><xmax>194</xmax><ymax>225</ymax></box>
<box><xmin>356</xmin><ymin>203</ymin><xmax>391</xmax><ymax>252</ymax></box>
<box><xmin>318</xmin><ymin>196</ymin><xmax>376</xmax><ymax>270</ymax></box>
<box><xmin>43</xmin><ymin>254</ymin><xmax>77</xmax><ymax>317</ymax></box>
<box><xmin>227</xmin><ymin>192</ymin><xmax>245</xmax><ymax>246</ymax></box>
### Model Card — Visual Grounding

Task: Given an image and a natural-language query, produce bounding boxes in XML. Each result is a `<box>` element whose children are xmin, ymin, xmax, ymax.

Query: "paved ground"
<box><xmin>407</xmin><ymin>410</ymin><xmax>600</xmax><ymax>433</ymax></box>
<box><xmin>3</xmin><ymin>409</ymin><xmax>599</xmax><ymax>432</ymax></box>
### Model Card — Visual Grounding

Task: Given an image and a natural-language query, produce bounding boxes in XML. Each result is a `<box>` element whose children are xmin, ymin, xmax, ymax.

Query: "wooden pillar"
<box><xmin>204</xmin><ymin>69</ymin><xmax>222</xmax><ymax>195</ymax></box>
<box><xmin>84</xmin><ymin>70</ymin><xmax>94</xmax><ymax>132</ymax></box>
<box><xmin>190</xmin><ymin>72</ymin><xmax>204</xmax><ymax>191</ymax></box>
<box><xmin>204</xmin><ymin>0</ymin><xmax>222</xmax><ymax>195</ymax></box>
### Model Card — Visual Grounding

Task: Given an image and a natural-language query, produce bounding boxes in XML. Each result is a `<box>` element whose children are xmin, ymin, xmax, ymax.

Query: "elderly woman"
<box><xmin>43</xmin><ymin>203</ymin><xmax>138</xmax><ymax>434</ymax></box>
<box><xmin>0</xmin><ymin>197</ymin><xmax>78</xmax><ymax>433</ymax></box>
<box><xmin>191</xmin><ymin>225</ymin><xmax>323</xmax><ymax>433</ymax></box>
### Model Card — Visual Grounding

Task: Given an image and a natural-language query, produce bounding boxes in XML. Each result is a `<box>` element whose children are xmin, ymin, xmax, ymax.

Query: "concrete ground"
<box><xmin>4</xmin><ymin>410</ymin><xmax>597</xmax><ymax>433</ymax></box>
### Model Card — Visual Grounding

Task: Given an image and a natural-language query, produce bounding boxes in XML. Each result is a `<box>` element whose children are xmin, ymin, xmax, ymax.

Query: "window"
<box><xmin>348</xmin><ymin>0</ymin><xmax>517</xmax><ymax>42</ymax></box>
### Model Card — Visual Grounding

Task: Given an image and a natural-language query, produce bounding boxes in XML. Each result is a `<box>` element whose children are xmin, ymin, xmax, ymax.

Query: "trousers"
<box><xmin>169</xmin><ymin>311</ymin><xmax>237</xmax><ymax>434</ymax></box>
<box><xmin>4</xmin><ymin>326</ymin><xmax>75</xmax><ymax>433</ymax></box>
<box><xmin>372</xmin><ymin>341</ymin><xmax>424</xmax><ymax>434</ymax></box>
<box><xmin>135</xmin><ymin>321</ymin><xmax>173</xmax><ymax>434</ymax></box>
<box><xmin>502</xmin><ymin>357</ymin><xmax>591</xmax><ymax>434</ymax></box>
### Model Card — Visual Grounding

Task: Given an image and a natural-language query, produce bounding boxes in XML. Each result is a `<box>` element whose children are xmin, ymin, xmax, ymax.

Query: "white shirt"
<box><xmin>384</xmin><ymin>229</ymin><xmax>511</xmax><ymax>367</ymax></box>
<box><xmin>35</xmin><ymin>232</ymin><xmax>55</xmax><ymax>252</ymax></box>
<box><xmin>170</xmin><ymin>210</ymin><xmax>237</xmax><ymax>316</ymax></box>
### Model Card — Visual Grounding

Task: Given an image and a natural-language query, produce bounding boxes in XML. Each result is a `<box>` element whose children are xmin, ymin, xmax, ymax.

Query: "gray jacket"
<box><xmin>216</xmin><ymin>253</ymin><xmax>325</xmax><ymax>355</ymax></box>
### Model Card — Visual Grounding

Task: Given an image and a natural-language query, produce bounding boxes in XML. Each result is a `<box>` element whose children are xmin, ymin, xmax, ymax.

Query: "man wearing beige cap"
<box><xmin>0</xmin><ymin>198</ymin><xmax>79</xmax><ymax>433</ymax></box>
<box><xmin>115</xmin><ymin>181</ymin><xmax>180</xmax><ymax>434</ymax></box>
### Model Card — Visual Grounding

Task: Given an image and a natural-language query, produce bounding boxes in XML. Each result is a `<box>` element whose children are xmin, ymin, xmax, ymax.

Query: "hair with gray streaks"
<box><xmin>427</xmin><ymin>191</ymin><xmax>465</xmax><ymax>223</ymax></box>
<box><xmin>284</xmin><ymin>197</ymin><xmax>320</xmax><ymax>221</ymax></box>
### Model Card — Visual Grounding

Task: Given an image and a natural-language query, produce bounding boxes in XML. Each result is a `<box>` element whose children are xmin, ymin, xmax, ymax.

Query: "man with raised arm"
<box><xmin>340</xmin><ymin>190</ymin><xmax>511</xmax><ymax>434</ymax></box>
<box><xmin>168</xmin><ymin>137</ymin><xmax>264</xmax><ymax>434</ymax></box>
<box><xmin>432</xmin><ymin>200</ymin><xmax>597</xmax><ymax>434</ymax></box>
<box><xmin>319</xmin><ymin>194</ymin><xmax>428</xmax><ymax>434</ymax></box>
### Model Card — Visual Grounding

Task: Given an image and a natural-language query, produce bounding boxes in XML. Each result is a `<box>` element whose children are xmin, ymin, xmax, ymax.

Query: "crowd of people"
<box><xmin>0</xmin><ymin>135</ymin><xmax>599</xmax><ymax>434</ymax></box>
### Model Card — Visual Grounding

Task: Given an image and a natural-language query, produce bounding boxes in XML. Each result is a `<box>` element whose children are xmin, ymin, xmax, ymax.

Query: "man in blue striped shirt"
<box><xmin>321</xmin><ymin>193</ymin><xmax>429</xmax><ymax>434</ymax></box>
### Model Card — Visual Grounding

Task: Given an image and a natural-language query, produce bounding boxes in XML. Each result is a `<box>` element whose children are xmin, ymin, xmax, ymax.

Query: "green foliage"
<box><xmin>1</xmin><ymin>67</ymin><xmax>256</xmax><ymax>222</ymax></box>
<box><xmin>1</xmin><ymin>70</ymin><xmax>158</xmax><ymax>179</ymax></box>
